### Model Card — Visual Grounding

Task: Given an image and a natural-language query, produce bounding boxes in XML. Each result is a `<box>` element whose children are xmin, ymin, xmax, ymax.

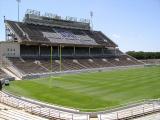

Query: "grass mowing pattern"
<box><xmin>5</xmin><ymin>66</ymin><xmax>160</xmax><ymax>111</ymax></box>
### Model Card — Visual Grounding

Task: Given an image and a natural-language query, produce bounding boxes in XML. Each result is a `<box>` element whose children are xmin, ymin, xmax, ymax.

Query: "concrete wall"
<box><xmin>0</xmin><ymin>42</ymin><xmax>20</xmax><ymax>57</ymax></box>
<box><xmin>22</xmin><ymin>65</ymin><xmax>144</xmax><ymax>80</ymax></box>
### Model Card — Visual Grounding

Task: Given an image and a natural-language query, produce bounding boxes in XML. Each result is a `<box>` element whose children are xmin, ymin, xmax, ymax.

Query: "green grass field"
<box><xmin>5</xmin><ymin>66</ymin><xmax>160</xmax><ymax>111</ymax></box>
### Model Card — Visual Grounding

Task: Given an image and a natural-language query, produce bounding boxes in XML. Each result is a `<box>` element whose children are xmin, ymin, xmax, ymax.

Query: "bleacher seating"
<box><xmin>42</xmin><ymin>28</ymin><xmax>98</xmax><ymax>45</ymax></box>
<box><xmin>62</xmin><ymin>59</ymin><xmax>85</xmax><ymax>70</ymax></box>
<box><xmin>7</xmin><ymin>55</ymin><xmax>142</xmax><ymax>75</ymax></box>
<box><xmin>6</xmin><ymin>20</ymin><xmax>118</xmax><ymax>47</ymax></box>
<box><xmin>92</xmin><ymin>58</ymin><xmax>115</xmax><ymax>67</ymax></box>
<box><xmin>78</xmin><ymin>59</ymin><xmax>100</xmax><ymax>68</ymax></box>
<box><xmin>107</xmin><ymin>55</ymin><xmax>140</xmax><ymax>66</ymax></box>
<box><xmin>119</xmin><ymin>55</ymin><xmax>143</xmax><ymax>65</ymax></box>
<box><xmin>9</xmin><ymin>58</ymin><xmax>49</xmax><ymax>74</ymax></box>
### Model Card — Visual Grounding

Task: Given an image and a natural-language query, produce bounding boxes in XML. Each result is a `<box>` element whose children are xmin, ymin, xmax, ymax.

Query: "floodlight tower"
<box><xmin>16</xmin><ymin>0</ymin><xmax>21</xmax><ymax>22</ymax></box>
<box><xmin>90</xmin><ymin>11</ymin><xmax>94</xmax><ymax>30</ymax></box>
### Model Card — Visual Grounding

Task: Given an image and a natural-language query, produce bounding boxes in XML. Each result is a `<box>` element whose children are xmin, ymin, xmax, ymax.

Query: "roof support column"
<box><xmin>102</xmin><ymin>47</ymin><xmax>104</xmax><ymax>56</ymax></box>
<box><xmin>58</xmin><ymin>46</ymin><xmax>60</xmax><ymax>57</ymax></box>
<box><xmin>74</xmin><ymin>46</ymin><xmax>76</xmax><ymax>57</ymax></box>
<box><xmin>50</xmin><ymin>46</ymin><xmax>53</xmax><ymax>72</ymax></box>
<box><xmin>89</xmin><ymin>47</ymin><xmax>91</xmax><ymax>57</ymax></box>
<box><xmin>59</xmin><ymin>45</ymin><xmax>62</xmax><ymax>72</ymax></box>
<box><xmin>114</xmin><ymin>47</ymin><xmax>117</xmax><ymax>56</ymax></box>
<box><xmin>38</xmin><ymin>45</ymin><xmax>41</xmax><ymax>57</ymax></box>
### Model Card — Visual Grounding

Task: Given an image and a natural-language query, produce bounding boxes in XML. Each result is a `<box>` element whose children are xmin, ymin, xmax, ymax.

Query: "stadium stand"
<box><xmin>6</xmin><ymin>55</ymin><xmax>141</xmax><ymax>75</ymax></box>
<box><xmin>8</xmin><ymin>58</ymin><xmax>49</xmax><ymax>74</ymax></box>
<box><xmin>0</xmin><ymin>10</ymin><xmax>143</xmax><ymax>78</ymax></box>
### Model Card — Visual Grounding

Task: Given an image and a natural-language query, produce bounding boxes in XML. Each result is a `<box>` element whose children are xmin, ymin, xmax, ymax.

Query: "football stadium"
<box><xmin>0</xmin><ymin>2</ymin><xmax>160</xmax><ymax>120</ymax></box>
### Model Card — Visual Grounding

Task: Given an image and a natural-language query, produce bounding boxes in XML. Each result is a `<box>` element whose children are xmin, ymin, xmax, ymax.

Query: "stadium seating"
<box><xmin>62</xmin><ymin>59</ymin><xmax>85</xmax><ymax>70</ymax></box>
<box><xmin>92</xmin><ymin>58</ymin><xmax>115</xmax><ymax>67</ymax></box>
<box><xmin>9</xmin><ymin>58</ymin><xmax>49</xmax><ymax>74</ymax></box>
<box><xmin>78</xmin><ymin>59</ymin><xmax>101</xmax><ymax>68</ymax></box>
<box><xmin>7</xmin><ymin>54</ymin><xmax>142</xmax><ymax>75</ymax></box>
<box><xmin>6</xmin><ymin>20</ymin><xmax>118</xmax><ymax>47</ymax></box>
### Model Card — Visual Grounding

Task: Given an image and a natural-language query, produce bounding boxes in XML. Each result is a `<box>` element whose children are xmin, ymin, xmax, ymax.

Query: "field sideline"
<box><xmin>5</xmin><ymin>66</ymin><xmax>160</xmax><ymax>111</ymax></box>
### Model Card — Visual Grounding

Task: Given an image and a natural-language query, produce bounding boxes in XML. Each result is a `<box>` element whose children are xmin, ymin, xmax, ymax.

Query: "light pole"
<box><xmin>16</xmin><ymin>0</ymin><xmax>21</xmax><ymax>22</ymax></box>
<box><xmin>90</xmin><ymin>11</ymin><xmax>94</xmax><ymax>30</ymax></box>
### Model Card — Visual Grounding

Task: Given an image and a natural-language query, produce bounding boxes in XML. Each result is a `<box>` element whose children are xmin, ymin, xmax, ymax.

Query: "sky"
<box><xmin>0</xmin><ymin>0</ymin><xmax>160</xmax><ymax>52</ymax></box>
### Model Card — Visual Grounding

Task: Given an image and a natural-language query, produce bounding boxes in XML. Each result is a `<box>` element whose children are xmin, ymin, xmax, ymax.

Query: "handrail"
<box><xmin>2</xmin><ymin>90</ymin><xmax>160</xmax><ymax>114</ymax></box>
<box><xmin>1</xmin><ymin>90</ymin><xmax>160</xmax><ymax>120</ymax></box>
<box><xmin>0</xmin><ymin>91</ymin><xmax>89</xmax><ymax>120</ymax></box>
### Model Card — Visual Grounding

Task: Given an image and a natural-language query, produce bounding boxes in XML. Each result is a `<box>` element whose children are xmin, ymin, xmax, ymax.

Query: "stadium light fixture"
<box><xmin>90</xmin><ymin>11</ymin><xmax>94</xmax><ymax>30</ymax></box>
<box><xmin>16</xmin><ymin>0</ymin><xmax>21</xmax><ymax>22</ymax></box>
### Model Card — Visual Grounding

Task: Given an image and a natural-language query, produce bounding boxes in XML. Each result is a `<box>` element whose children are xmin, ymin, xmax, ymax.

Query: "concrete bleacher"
<box><xmin>78</xmin><ymin>59</ymin><xmax>101</xmax><ymax>68</ymax></box>
<box><xmin>7</xmin><ymin>55</ymin><xmax>143</xmax><ymax>75</ymax></box>
<box><xmin>133</xmin><ymin>112</ymin><xmax>160</xmax><ymax>120</ymax></box>
<box><xmin>62</xmin><ymin>59</ymin><xmax>85</xmax><ymax>70</ymax></box>
<box><xmin>92</xmin><ymin>58</ymin><xmax>115</xmax><ymax>67</ymax></box>
<box><xmin>107</xmin><ymin>55</ymin><xmax>142</xmax><ymax>67</ymax></box>
<box><xmin>9</xmin><ymin>58</ymin><xmax>49</xmax><ymax>74</ymax></box>
<box><xmin>0</xmin><ymin>91</ymin><xmax>89</xmax><ymax>120</ymax></box>
<box><xmin>0</xmin><ymin>103</ymin><xmax>47</xmax><ymax>120</ymax></box>
<box><xmin>121</xmin><ymin>55</ymin><xmax>143</xmax><ymax>65</ymax></box>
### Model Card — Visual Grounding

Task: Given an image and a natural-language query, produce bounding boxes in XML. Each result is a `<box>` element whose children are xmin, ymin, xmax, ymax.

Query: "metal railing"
<box><xmin>1</xmin><ymin>90</ymin><xmax>160</xmax><ymax>120</ymax></box>
<box><xmin>0</xmin><ymin>91</ymin><xmax>89</xmax><ymax>120</ymax></box>
<box><xmin>98</xmin><ymin>99</ymin><xmax>160</xmax><ymax>120</ymax></box>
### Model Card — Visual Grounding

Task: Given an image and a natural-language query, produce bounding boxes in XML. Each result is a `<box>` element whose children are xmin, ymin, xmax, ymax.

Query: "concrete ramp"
<box><xmin>1</xmin><ymin>67</ymin><xmax>21</xmax><ymax>80</ymax></box>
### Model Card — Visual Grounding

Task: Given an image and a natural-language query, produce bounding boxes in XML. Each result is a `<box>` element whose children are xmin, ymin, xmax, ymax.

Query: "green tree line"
<box><xmin>126</xmin><ymin>51</ymin><xmax>160</xmax><ymax>59</ymax></box>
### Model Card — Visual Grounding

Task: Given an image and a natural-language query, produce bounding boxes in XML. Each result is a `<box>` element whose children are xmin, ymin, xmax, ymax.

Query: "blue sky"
<box><xmin>0</xmin><ymin>0</ymin><xmax>160</xmax><ymax>52</ymax></box>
